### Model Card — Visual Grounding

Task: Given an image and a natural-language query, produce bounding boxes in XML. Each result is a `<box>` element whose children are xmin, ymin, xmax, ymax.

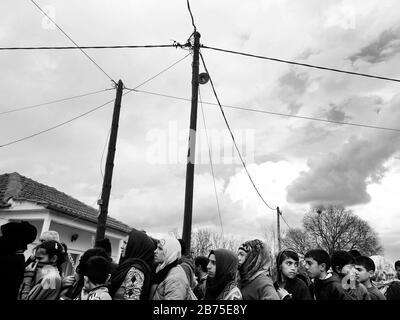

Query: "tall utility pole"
<box><xmin>95</xmin><ymin>79</ymin><xmax>124</xmax><ymax>243</ymax></box>
<box><xmin>277</xmin><ymin>206</ymin><xmax>282</xmax><ymax>252</ymax></box>
<box><xmin>182</xmin><ymin>32</ymin><xmax>201</xmax><ymax>255</ymax></box>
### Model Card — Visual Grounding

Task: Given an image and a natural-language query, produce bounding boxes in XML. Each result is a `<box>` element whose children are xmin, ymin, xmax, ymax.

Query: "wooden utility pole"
<box><xmin>277</xmin><ymin>206</ymin><xmax>282</xmax><ymax>252</ymax></box>
<box><xmin>182</xmin><ymin>32</ymin><xmax>201</xmax><ymax>254</ymax></box>
<box><xmin>95</xmin><ymin>79</ymin><xmax>124</xmax><ymax>243</ymax></box>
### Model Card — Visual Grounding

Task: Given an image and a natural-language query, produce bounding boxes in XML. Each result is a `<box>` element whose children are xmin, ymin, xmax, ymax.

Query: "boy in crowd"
<box><xmin>331</xmin><ymin>251</ymin><xmax>370</xmax><ymax>300</ymax></box>
<box><xmin>193</xmin><ymin>256</ymin><xmax>208</xmax><ymax>300</ymax></box>
<box><xmin>84</xmin><ymin>256</ymin><xmax>112</xmax><ymax>300</ymax></box>
<box><xmin>354</xmin><ymin>256</ymin><xmax>386</xmax><ymax>300</ymax></box>
<box><xmin>304</xmin><ymin>249</ymin><xmax>349</xmax><ymax>300</ymax></box>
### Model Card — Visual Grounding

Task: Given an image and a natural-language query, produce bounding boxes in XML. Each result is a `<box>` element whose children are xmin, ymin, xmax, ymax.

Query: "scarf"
<box><xmin>238</xmin><ymin>239</ymin><xmax>270</xmax><ymax>283</ymax></box>
<box><xmin>205</xmin><ymin>249</ymin><xmax>238</xmax><ymax>300</ymax></box>
<box><xmin>153</xmin><ymin>259</ymin><xmax>179</xmax><ymax>284</ymax></box>
<box><xmin>155</xmin><ymin>237</ymin><xmax>181</xmax><ymax>274</ymax></box>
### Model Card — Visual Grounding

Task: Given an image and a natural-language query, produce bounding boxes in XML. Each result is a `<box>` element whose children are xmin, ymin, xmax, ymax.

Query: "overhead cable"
<box><xmin>30</xmin><ymin>0</ymin><xmax>115</xmax><ymax>82</ymax></box>
<box><xmin>199</xmin><ymin>51</ymin><xmax>276</xmax><ymax>211</ymax></box>
<box><xmin>132</xmin><ymin>89</ymin><xmax>400</xmax><ymax>133</ymax></box>
<box><xmin>0</xmin><ymin>88</ymin><xmax>112</xmax><ymax>116</ymax></box>
<box><xmin>202</xmin><ymin>45</ymin><xmax>400</xmax><ymax>84</ymax></box>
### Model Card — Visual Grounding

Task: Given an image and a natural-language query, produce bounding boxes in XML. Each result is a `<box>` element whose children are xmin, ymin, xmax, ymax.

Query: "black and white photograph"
<box><xmin>0</xmin><ymin>0</ymin><xmax>399</xmax><ymax>315</ymax></box>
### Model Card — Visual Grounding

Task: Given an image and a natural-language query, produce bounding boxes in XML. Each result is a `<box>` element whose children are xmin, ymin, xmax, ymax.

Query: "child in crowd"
<box><xmin>193</xmin><ymin>256</ymin><xmax>208</xmax><ymax>300</ymax></box>
<box><xmin>304</xmin><ymin>249</ymin><xmax>349</xmax><ymax>300</ymax></box>
<box><xmin>331</xmin><ymin>251</ymin><xmax>370</xmax><ymax>300</ymax></box>
<box><xmin>274</xmin><ymin>250</ymin><xmax>312</xmax><ymax>300</ymax></box>
<box><xmin>59</xmin><ymin>247</ymin><xmax>110</xmax><ymax>300</ymax></box>
<box><xmin>354</xmin><ymin>256</ymin><xmax>386</xmax><ymax>300</ymax></box>
<box><xmin>84</xmin><ymin>256</ymin><xmax>112</xmax><ymax>300</ymax></box>
<box><xmin>18</xmin><ymin>240</ymin><xmax>66</xmax><ymax>300</ymax></box>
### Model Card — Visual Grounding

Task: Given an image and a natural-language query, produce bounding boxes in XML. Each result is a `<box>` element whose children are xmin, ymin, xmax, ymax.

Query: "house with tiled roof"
<box><xmin>0</xmin><ymin>172</ymin><xmax>131</xmax><ymax>274</ymax></box>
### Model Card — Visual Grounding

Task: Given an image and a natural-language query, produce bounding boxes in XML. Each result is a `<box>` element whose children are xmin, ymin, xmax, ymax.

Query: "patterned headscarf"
<box><xmin>238</xmin><ymin>239</ymin><xmax>271</xmax><ymax>282</ymax></box>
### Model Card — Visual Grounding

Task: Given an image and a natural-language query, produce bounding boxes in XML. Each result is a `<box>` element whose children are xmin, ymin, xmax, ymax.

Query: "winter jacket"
<box><xmin>274</xmin><ymin>276</ymin><xmax>313</xmax><ymax>300</ymax></box>
<box><xmin>87</xmin><ymin>285</ymin><xmax>112</xmax><ymax>300</ymax></box>
<box><xmin>347</xmin><ymin>282</ymin><xmax>371</xmax><ymax>300</ymax></box>
<box><xmin>367</xmin><ymin>285</ymin><xmax>386</xmax><ymax>300</ymax></box>
<box><xmin>312</xmin><ymin>273</ymin><xmax>351</xmax><ymax>300</ymax></box>
<box><xmin>151</xmin><ymin>264</ymin><xmax>190</xmax><ymax>300</ymax></box>
<box><xmin>18</xmin><ymin>265</ymin><xmax>62</xmax><ymax>300</ymax></box>
<box><xmin>240</xmin><ymin>270</ymin><xmax>280</xmax><ymax>300</ymax></box>
<box><xmin>385</xmin><ymin>281</ymin><xmax>400</xmax><ymax>300</ymax></box>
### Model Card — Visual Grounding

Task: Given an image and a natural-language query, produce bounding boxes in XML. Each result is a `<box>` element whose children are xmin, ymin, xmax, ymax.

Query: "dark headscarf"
<box><xmin>109</xmin><ymin>228</ymin><xmax>155</xmax><ymax>299</ymax></box>
<box><xmin>238</xmin><ymin>239</ymin><xmax>270</xmax><ymax>283</ymax></box>
<box><xmin>205</xmin><ymin>249</ymin><xmax>238</xmax><ymax>300</ymax></box>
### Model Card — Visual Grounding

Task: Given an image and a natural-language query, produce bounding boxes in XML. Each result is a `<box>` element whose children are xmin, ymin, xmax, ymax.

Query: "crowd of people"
<box><xmin>1</xmin><ymin>220</ymin><xmax>399</xmax><ymax>301</ymax></box>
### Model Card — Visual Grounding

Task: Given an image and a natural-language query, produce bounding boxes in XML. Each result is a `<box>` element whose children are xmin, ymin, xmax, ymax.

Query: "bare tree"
<box><xmin>282</xmin><ymin>205</ymin><xmax>383</xmax><ymax>256</ymax></box>
<box><xmin>282</xmin><ymin>228</ymin><xmax>313</xmax><ymax>256</ymax></box>
<box><xmin>190</xmin><ymin>228</ymin><xmax>242</xmax><ymax>257</ymax></box>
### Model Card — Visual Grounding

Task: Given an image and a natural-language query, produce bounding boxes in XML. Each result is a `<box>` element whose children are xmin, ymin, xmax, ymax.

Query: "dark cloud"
<box><xmin>288</xmin><ymin>101</ymin><xmax>303</xmax><ymax>115</ymax></box>
<box><xmin>279</xmin><ymin>69</ymin><xmax>309</xmax><ymax>94</ymax></box>
<box><xmin>286</xmin><ymin>133</ymin><xmax>400</xmax><ymax>206</ymax></box>
<box><xmin>324</xmin><ymin>104</ymin><xmax>349</xmax><ymax>122</ymax></box>
<box><xmin>277</xmin><ymin>69</ymin><xmax>309</xmax><ymax>114</ymax></box>
<box><xmin>350</xmin><ymin>27</ymin><xmax>400</xmax><ymax>63</ymax></box>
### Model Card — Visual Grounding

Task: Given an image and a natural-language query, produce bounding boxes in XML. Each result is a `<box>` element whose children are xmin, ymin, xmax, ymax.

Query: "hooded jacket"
<box><xmin>274</xmin><ymin>276</ymin><xmax>312</xmax><ymax>300</ymax></box>
<box><xmin>312</xmin><ymin>273</ymin><xmax>351</xmax><ymax>300</ymax></box>
<box><xmin>87</xmin><ymin>285</ymin><xmax>112</xmax><ymax>300</ymax></box>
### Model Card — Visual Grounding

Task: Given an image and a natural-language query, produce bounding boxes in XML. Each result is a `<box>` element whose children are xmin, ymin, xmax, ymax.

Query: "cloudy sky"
<box><xmin>1</xmin><ymin>0</ymin><xmax>399</xmax><ymax>262</ymax></box>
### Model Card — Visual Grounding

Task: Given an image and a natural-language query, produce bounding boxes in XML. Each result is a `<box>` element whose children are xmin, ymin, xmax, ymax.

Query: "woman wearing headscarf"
<box><xmin>237</xmin><ymin>239</ymin><xmax>280</xmax><ymax>300</ymax></box>
<box><xmin>150</xmin><ymin>236</ymin><xmax>192</xmax><ymax>300</ymax></box>
<box><xmin>108</xmin><ymin>228</ymin><xmax>155</xmax><ymax>300</ymax></box>
<box><xmin>204</xmin><ymin>248</ymin><xmax>242</xmax><ymax>300</ymax></box>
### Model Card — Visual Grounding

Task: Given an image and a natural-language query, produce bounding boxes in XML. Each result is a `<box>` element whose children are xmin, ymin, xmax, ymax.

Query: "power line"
<box><xmin>186</xmin><ymin>0</ymin><xmax>197</xmax><ymax>32</ymax></box>
<box><xmin>199</xmin><ymin>89</ymin><xmax>224</xmax><ymax>237</ymax></box>
<box><xmin>199</xmin><ymin>51</ymin><xmax>276</xmax><ymax>211</ymax></box>
<box><xmin>132</xmin><ymin>89</ymin><xmax>400</xmax><ymax>133</ymax></box>
<box><xmin>202</xmin><ymin>45</ymin><xmax>400</xmax><ymax>84</ymax></box>
<box><xmin>0</xmin><ymin>53</ymin><xmax>191</xmax><ymax>148</ymax></box>
<box><xmin>0</xmin><ymin>98</ymin><xmax>115</xmax><ymax>148</ymax></box>
<box><xmin>0</xmin><ymin>88</ymin><xmax>113</xmax><ymax>116</ymax></box>
<box><xmin>280</xmin><ymin>213</ymin><xmax>292</xmax><ymax>230</ymax></box>
<box><xmin>0</xmin><ymin>44</ymin><xmax>183</xmax><ymax>50</ymax></box>
<box><xmin>30</xmin><ymin>0</ymin><xmax>114</xmax><ymax>83</ymax></box>
<box><xmin>125</xmin><ymin>53</ymin><xmax>191</xmax><ymax>91</ymax></box>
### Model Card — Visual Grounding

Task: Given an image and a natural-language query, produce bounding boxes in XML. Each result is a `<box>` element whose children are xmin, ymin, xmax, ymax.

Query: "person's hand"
<box><xmin>25</xmin><ymin>261</ymin><xmax>38</xmax><ymax>272</ymax></box>
<box><xmin>277</xmin><ymin>287</ymin><xmax>291</xmax><ymax>300</ymax></box>
<box><xmin>62</xmin><ymin>275</ymin><xmax>76</xmax><ymax>287</ymax></box>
